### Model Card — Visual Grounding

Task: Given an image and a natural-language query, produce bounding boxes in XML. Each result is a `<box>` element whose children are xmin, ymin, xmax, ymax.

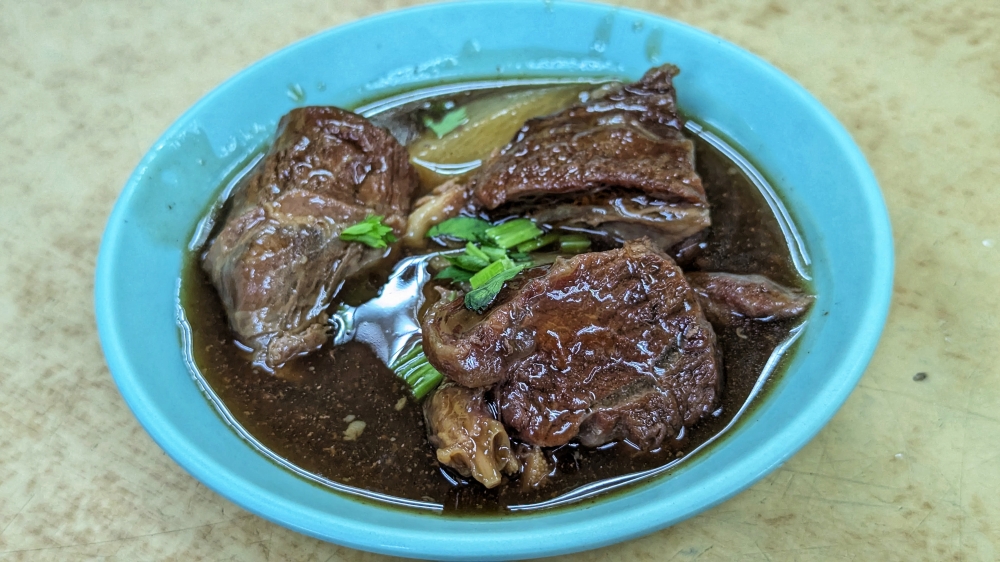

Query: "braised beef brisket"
<box><xmin>202</xmin><ymin>107</ymin><xmax>419</xmax><ymax>368</ymax></box>
<box><xmin>685</xmin><ymin>272</ymin><xmax>813</xmax><ymax>326</ymax></box>
<box><xmin>469</xmin><ymin>65</ymin><xmax>710</xmax><ymax>250</ymax></box>
<box><xmin>422</xmin><ymin>239</ymin><xmax>722</xmax><ymax>451</ymax></box>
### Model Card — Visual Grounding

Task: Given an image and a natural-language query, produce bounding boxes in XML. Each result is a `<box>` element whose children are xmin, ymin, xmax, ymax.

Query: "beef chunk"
<box><xmin>202</xmin><ymin>107</ymin><xmax>418</xmax><ymax>368</ymax></box>
<box><xmin>469</xmin><ymin>65</ymin><xmax>709</xmax><ymax>250</ymax></box>
<box><xmin>685</xmin><ymin>272</ymin><xmax>813</xmax><ymax>326</ymax></box>
<box><xmin>423</xmin><ymin>383</ymin><xmax>520</xmax><ymax>489</ymax></box>
<box><xmin>525</xmin><ymin>191</ymin><xmax>710</xmax><ymax>252</ymax></box>
<box><xmin>422</xmin><ymin>239</ymin><xmax>722</xmax><ymax>451</ymax></box>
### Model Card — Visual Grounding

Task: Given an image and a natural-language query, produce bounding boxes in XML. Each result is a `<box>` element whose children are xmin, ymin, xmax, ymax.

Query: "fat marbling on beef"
<box><xmin>422</xmin><ymin>239</ymin><xmax>722</xmax><ymax>451</ymax></box>
<box><xmin>469</xmin><ymin>65</ymin><xmax>710</xmax><ymax>251</ymax></box>
<box><xmin>202</xmin><ymin>107</ymin><xmax>419</xmax><ymax>368</ymax></box>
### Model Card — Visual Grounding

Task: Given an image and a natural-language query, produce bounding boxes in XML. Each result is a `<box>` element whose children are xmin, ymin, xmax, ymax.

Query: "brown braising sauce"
<box><xmin>180</xmin><ymin>81</ymin><xmax>809</xmax><ymax>513</ymax></box>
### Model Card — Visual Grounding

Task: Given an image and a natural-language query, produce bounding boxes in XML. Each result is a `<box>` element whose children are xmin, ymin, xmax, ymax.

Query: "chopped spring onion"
<box><xmin>469</xmin><ymin>258</ymin><xmax>516</xmax><ymax>289</ymax></box>
<box><xmin>428</xmin><ymin>216</ymin><xmax>596</xmax><ymax>314</ymax></box>
<box><xmin>516</xmin><ymin>232</ymin><xmax>559</xmax><ymax>253</ymax></box>
<box><xmin>426</xmin><ymin>216</ymin><xmax>490</xmax><ymax>241</ymax></box>
<box><xmin>464</xmin><ymin>265</ymin><xmax>525</xmax><ymax>313</ymax></box>
<box><xmin>440</xmin><ymin>242</ymin><xmax>507</xmax><ymax>278</ymax></box>
<box><xmin>559</xmin><ymin>234</ymin><xmax>592</xmax><ymax>253</ymax></box>
<box><xmin>389</xmin><ymin>343</ymin><xmax>444</xmax><ymax>400</ymax></box>
<box><xmin>484</xmin><ymin>218</ymin><xmax>543</xmax><ymax>249</ymax></box>
<box><xmin>508</xmin><ymin>251</ymin><xmax>533</xmax><ymax>263</ymax></box>
<box><xmin>423</xmin><ymin>107</ymin><xmax>469</xmax><ymax>138</ymax></box>
<box><xmin>445</xmin><ymin>248</ymin><xmax>489</xmax><ymax>272</ymax></box>
<box><xmin>480</xmin><ymin>244</ymin><xmax>508</xmax><ymax>262</ymax></box>
<box><xmin>464</xmin><ymin>242</ymin><xmax>491</xmax><ymax>264</ymax></box>
<box><xmin>339</xmin><ymin>215</ymin><xmax>397</xmax><ymax>248</ymax></box>
<box><xmin>434</xmin><ymin>266</ymin><xmax>475</xmax><ymax>282</ymax></box>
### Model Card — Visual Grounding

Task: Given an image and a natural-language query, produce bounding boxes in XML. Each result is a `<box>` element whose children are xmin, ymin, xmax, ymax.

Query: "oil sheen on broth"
<box><xmin>180</xmin><ymin>80</ymin><xmax>808</xmax><ymax>513</ymax></box>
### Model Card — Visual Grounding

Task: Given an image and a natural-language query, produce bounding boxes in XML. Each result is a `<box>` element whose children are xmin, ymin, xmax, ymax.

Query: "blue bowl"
<box><xmin>95</xmin><ymin>1</ymin><xmax>893</xmax><ymax>559</ymax></box>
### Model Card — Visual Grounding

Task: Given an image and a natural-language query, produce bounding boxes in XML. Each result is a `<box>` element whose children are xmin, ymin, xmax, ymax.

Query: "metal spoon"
<box><xmin>328</xmin><ymin>253</ymin><xmax>437</xmax><ymax>367</ymax></box>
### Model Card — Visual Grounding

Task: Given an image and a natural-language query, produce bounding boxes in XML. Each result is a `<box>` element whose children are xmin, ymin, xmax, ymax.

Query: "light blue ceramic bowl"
<box><xmin>95</xmin><ymin>1</ymin><xmax>893</xmax><ymax>559</ymax></box>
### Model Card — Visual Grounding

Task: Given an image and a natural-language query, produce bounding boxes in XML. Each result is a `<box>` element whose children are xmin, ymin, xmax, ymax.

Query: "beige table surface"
<box><xmin>2</xmin><ymin>0</ymin><xmax>998</xmax><ymax>560</ymax></box>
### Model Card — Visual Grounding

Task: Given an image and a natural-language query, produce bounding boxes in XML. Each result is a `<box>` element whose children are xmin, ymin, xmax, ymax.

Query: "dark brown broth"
<box><xmin>180</xmin><ymin>82</ymin><xmax>807</xmax><ymax>513</ymax></box>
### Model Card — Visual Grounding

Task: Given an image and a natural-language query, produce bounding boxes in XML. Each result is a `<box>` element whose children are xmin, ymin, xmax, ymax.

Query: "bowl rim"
<box><xmin>95</xmin><ymin>1</ymin><xmax>894</xmax><ymax>559</ymax></box>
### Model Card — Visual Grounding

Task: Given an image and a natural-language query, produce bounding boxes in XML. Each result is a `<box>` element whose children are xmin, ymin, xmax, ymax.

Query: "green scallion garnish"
<box><xmin>484</xmin><ymin>218</ymin><xmax>543</xmax><ymax>249</ymax></box>
<box><xmin>480</xmin><ymin>244</ymin><xmax>508</xmax><ymax>262</ymax></box>
<box><xmin>427</xmin><ymin>216</ymin><xmax>491</xmax><ymax>242</ymax></box>
<box><xmin>390</xmin><ymin>343</ymin><xmax>444</xmax><ymax>400</ymax></box>
<box><xmin>469</xmin><ymin>258</ymin><xmax>516</xmax><ymax>289</ymax></box>
<box><xmin>339</xmin><ymin>215</ymin><xmax>397</xmax><ymax>249</ymax></box>
<box><xmin>464</xmin><ymin>266</ymin><xmax>525</xmax><ymax>313</ymax></box>
<box><xmin>445</xmin><ymin>248</ymin><xmax>489</xmax><ymax>272</ymax></box>
<box><xmin>559</xmin><ymin>234</ymin><xmax>592</xmax><ymax>253</ymax></box>
<box><xmin>464</xmin><ymin>242</ymin><xmax>491</xmax><ymax>264</ymax></box>
<box><xmin>427</xmin><ymin>216</ymin><xmax>596</xmax><ymax>314</ymax></box>
<box><xmin>434</xmin><ymin>266</ymin><xmax>475</xmax><ymax>282</ymax></box>
<box><xmin>423</xmin><ymin>107</ymin><xmax>469</xmax><ymax>139</ymax></box>
<box><xmin>516</xmin><ymin>232</ymin><xmax>560</xmax><ymax>253</ymax></box>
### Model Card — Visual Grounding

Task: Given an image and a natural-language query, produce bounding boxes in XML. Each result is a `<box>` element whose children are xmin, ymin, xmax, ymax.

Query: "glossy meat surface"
<box><xmin>202</xmin><ymin>107</ymin><xmax>418</xmax><ymax>367</ymax></box>
<box><xmin>685</xmin><ymin>272</ymin><xmax>813</xmax><ymax>326</ymax></box>
<box><xmin>469</xmin><ymin>65</ymin><xmax>709</xmax><ymax>250</ymax></box>
<box><xmin>422</xmin><ymin>239</ymin><xmax>722</xmax><ymax>450</ymax></box>
<box><xmin>525</xmin><ymin>191</ymin><xmax>711</xmax><ymax>251</ymax></box>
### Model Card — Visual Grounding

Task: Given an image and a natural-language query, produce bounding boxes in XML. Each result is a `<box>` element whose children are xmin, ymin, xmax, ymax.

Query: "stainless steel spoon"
<box><xmin>328</xmin><ymin>253</ymin><xmax>437</xmax><ymax>367</ymax></box>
